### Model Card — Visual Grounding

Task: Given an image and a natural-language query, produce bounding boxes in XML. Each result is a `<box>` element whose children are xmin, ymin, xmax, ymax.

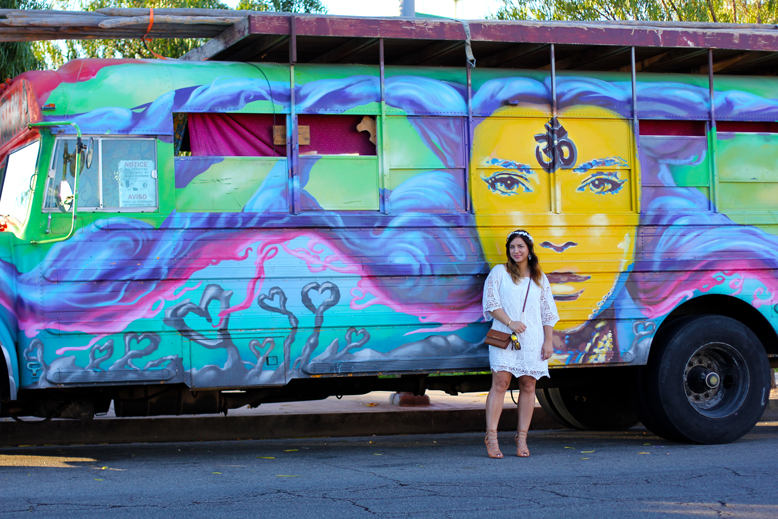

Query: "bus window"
<box><xmin>44</xmin><ymin>138</ymin><xmax>99</xmax><ymax>209</ymax></box>
<box><xmin>0</xmin><ymin>140</ymin><xmax>39</xmax><ymax>226</ymax></box>
<box><xmin>45</xmin><ymin>137</ymin><xmax>157</xmax><ymax>212</ymax></box>
<box><xmin>182</xmin><ymin>113</ymin><xmax>286</xmax><ymax>157</ymax></box>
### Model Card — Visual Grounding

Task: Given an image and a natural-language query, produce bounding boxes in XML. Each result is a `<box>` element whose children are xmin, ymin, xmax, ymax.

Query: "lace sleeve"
<box><xmin>540</xmin><ymin>273</ymin><xmax>559</xmax><ymax>327</ymax></box>
<box><xmin>482</xmin><ymin>266</ymin><xmax>503</xmax><ymax>321</ymax></box>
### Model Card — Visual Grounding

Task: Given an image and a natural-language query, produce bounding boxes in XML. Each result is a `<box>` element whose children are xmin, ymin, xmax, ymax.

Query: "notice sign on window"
<box><xmin>118</xmin><ymin>160</ymin><xmax>156</xmax><ymax>208</ymax></box>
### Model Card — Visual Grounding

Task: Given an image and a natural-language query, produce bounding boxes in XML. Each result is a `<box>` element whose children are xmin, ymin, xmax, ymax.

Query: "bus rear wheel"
<box><xmin>635</xmin><ymin>315</ymin><xmax>770</xmax><ymax>444</ymax></box>
<box><xmin>537</xmin><ymin>386</ymin><xmax>640</xmax><ymax>431</ymax></box>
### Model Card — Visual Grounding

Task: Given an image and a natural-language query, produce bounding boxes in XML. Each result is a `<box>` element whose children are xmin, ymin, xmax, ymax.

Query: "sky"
<box><xmin>223</xmin><ymin>0</ymin><xmax>505</xmax><ymax>19</ymax></box>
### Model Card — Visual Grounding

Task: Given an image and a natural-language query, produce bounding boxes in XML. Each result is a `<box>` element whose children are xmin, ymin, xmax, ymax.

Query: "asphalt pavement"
<box><xmin>2</xmin><ymin>425</ymin><xmax>778</xmax><ymax>518</ymax></box>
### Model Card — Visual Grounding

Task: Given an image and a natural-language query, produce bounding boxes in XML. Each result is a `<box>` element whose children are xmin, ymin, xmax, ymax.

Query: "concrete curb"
<box><xmin>1</xmin><ymin>399</ymin><xmax>775</xmax><ymax>448</ymax></box>
<box><xmin>0</xmin><ymin>407</ymin><xmax>561</xmax><ymax>447</ymax></box>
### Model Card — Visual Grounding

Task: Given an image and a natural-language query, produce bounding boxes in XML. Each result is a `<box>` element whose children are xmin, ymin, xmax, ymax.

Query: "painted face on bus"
<box><xmin>472</xmin><ymin>105</ymin><xmax>638</xmax><ymax>331</ymax></box>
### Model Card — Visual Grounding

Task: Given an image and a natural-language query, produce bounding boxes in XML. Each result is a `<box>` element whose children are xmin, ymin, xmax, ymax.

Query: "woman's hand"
<box><xmin>541</xmin><ymin>340</ymin><xmax>554</xmax><ymax>361</ymax></box>
<box><xmin>509</xmin><ymin>320</ymin><xmax>527</xmax><ymax>334</ymax></box>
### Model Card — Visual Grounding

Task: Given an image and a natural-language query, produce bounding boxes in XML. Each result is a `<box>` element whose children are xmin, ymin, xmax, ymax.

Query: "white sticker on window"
<box><xmin>118</xmin><ymin>160</ymin><xmax>156</xmax><ymax>207</ymax></box>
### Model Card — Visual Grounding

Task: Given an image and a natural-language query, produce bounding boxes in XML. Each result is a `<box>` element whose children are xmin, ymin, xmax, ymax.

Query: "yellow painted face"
<box><xmin>472</xmin><ymin>106</ymin><xmax>638</xmax><ymax>331</ymax></box>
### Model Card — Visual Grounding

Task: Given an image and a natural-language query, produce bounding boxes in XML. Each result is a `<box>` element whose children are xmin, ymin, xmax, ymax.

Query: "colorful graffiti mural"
<box><xmin>0</xmin><ymin>59</ymin><xmax>777</xmax><ymax>405</ymax></box>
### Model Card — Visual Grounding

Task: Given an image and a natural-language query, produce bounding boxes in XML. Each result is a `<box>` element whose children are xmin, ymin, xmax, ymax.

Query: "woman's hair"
<box><xmin>504</xmin><ymin>230</ymin><xmax>543</xmax><ymax>287</ymax></box>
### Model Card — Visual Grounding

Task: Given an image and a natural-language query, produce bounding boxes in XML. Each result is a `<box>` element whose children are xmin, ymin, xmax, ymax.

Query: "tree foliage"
<box><xmin>236</xmin><ymin>0</ymin><xmax>327</xmax><ymax>14</ymax></box>
<box><xmin>1</xmin><ymin>0</ymin><xmax>50</xmax><ymax>79</ymax></box>
<box><xmin>492</xmin><ymin>0</ymin><xmax>778</xmax><ymax>24</ymax></box>
<box><xmin>35</xmin><ymin>0</ymin><xmax>327</xmax><ymax>68</ymax></box>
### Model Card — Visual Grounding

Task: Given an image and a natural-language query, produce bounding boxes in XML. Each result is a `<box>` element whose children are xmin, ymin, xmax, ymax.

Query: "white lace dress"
<box><xmin>483</xmin><ymin>265</ymin><xmax>559</xmax><ymax>380</ymax></box>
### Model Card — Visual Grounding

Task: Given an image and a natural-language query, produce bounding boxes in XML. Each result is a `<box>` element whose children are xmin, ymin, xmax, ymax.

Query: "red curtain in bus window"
<box><xmin>188</xmin><ymin>113</ymin><xmax>286</xmax><ymax>157</ymax></box>
<box><xmin>296</xmin><ymin>115</ymin><xmax>376</xmax><ymax>155</ymax></box>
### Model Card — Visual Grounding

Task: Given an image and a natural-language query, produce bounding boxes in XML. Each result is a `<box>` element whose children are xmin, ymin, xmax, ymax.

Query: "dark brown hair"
<box><xmin>505</xmin><ymin>230</ymin><xmax>543</xmax><ymax>286</ymax></box>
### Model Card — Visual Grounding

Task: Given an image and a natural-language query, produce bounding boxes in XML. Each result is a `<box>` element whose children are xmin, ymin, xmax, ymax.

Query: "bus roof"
<box><xmin>3</xmin><ymin>9</ymin><xmax>778</xmax><ymax>74</ymax></box>
<box><xmin>186</xmin><ymin>15</ymin><xmax>778</xmax><ymax>74</ymax></box>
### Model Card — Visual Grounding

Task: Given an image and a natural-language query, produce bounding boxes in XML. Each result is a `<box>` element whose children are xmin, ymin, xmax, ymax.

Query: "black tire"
<box><xmin>543</xmin><ymin>386</ymin><xmax>640</xmax><ymax>431</ymax></box>
<box><xmin>630</xmin><ymin>362</ymin><xmax>686</xmax><ymax>442</ymax></box>
<box><xmin>536</xmin><ymin>388</ymin><xmax>577</xmax><ymax>429</ymax></box>
<box><xmin>629</xmin><ymin>318</ymin><xmax>693</xmax><ymax>443</ymax></box>
<box><xmin>640</xmin><ymin>315</ymin><xmax>770</xmax><ymax>444</ymax></box>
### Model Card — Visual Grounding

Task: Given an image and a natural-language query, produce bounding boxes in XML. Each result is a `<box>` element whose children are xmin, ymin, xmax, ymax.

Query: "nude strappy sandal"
<box><xmin>485</xmin><ymin>429</ymin><xmax>503</xmax><ymax>458</ymax></box>
<box><xmin>515</xmin><ymin>429</ymin><xmax>530</xmax><ymax>457</ymax></box>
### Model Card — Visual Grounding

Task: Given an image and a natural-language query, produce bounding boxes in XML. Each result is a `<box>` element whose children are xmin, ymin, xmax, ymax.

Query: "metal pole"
<box><xmin>466</xmin><ymin>62</ymin><xmax>473</xmax><ymax>214</ymax></box>
<box><xmin>550</xmin><ymin>44</ymin><xmax>557</xmax><ymax>119</ymax></box>
<box><xmin>550</xmin><ymin>44</ymin><xmax>559</xmax><ymax>214</ymax></box>
<box><xmin>631</xmin><ymin>46</ymin><xmax>640</xmax><ymax>214</ymax></box>
<box><xmin>400</xmin><ymin>0</ymin><xmax>415</xmax><ymax>17</ymax></box>
<box><xmin>708</xmin><ymin>49</ymin><xmax>718</xmax><ymax>213</ymax></box>
<box><xmin>379</xmin><ymin>38</ymin><xmax>388</xmax><ymax>214</ymax></box>
<box><xmin>289</xmin><ymin>17</ymin><xmax>299</xmax><ymax>214</ymax></box>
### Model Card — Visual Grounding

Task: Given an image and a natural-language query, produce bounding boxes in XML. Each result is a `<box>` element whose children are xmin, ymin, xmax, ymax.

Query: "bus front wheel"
<box><xmin>635</xmin><ymin>315</ymin><xmax>771</xmax><ymax>444</ymax></box>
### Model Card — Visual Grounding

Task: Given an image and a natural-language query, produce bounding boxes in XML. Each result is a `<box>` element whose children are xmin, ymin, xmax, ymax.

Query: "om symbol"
<box><xmin>534</xmin><ymin>117</ymin><xmax>578</xmax><ymax>172</ymax></box>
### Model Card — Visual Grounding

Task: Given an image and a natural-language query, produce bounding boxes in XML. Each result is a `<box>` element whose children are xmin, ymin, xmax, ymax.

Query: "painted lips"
<box><xmin>547</xmin><ymin>271</ymin><xmax>591</xmax><ymax>302</ymax></box>
<box><xmin>540</xmin><ymin>241</ymin><xmax>578</xmax><ymax>253</ymax></box>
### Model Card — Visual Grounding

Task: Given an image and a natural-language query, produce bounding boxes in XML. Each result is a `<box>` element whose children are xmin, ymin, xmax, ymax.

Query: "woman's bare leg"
<box><xmin>486</xmin><ymin>371</ymin><xmax>512</xmax><ymax>430</ymax></box>
<box><xmin>516</xmin><ymin>375</ymin><xmax>537</xmax><ymax>456</ymax></box>
<box><xmin>484</xmin><ymin>371</ymin><xmax>512</xmax><ymax>458</ymax></box>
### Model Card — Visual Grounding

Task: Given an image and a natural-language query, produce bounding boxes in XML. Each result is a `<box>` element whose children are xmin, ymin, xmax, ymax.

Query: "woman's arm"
<box><xmin>541</xmin><ymin>325</ymin><xmax>554</xmax><ymax>360</ymax></box>
<box><xmin>489</xmin><ymin>308</ymin><xmax>526</xmax><ymax>333</ymax></box>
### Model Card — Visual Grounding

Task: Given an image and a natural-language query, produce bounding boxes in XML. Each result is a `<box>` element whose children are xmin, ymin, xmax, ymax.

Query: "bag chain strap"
<box><xmin>512</xmin><ymin>278</ymin><xmax>532</xmax><ymax>350</ymax></box>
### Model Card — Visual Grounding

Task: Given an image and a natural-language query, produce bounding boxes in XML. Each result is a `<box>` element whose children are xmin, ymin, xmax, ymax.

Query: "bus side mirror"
<box><xmin>56</xmin><ymin>180</ymin><xmax>73</xmax><ymax>212</ymax></box>
<box><xmin>84</xmin><ymin>137</ymin><xmax>94</xmax><ymax>169</ymax></box>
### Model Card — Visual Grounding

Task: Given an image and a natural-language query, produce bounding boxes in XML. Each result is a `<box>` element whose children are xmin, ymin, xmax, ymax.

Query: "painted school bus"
<box><xmin>0</xmin><ymin>56</ymin><xmax>776</xmax><ymax>443</ymax></box>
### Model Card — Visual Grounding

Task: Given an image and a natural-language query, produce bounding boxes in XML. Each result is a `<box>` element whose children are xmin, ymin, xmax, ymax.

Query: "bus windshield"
<box><xmin>0</xmin><ymin>140</ymin><xmax>39</xmax><ymax>226</ymax></box>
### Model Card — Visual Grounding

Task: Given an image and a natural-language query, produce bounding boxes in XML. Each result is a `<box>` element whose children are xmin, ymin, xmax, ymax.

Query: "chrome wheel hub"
<box><xmin>683</xmin><ymin>342</ymin><xmax>749</xmax><ymax>418</ymax></box>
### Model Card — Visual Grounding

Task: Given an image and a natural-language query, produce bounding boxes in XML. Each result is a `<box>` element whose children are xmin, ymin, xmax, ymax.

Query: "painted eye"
<box><xmin>577</xmin><ymin>173</ymin><xmax>626</xmax><ymax>195</ymax></box>
<box><xmin>482</xmin><ymin>171</ymin><xmax>532</xmax><ymax>196</ymax></box>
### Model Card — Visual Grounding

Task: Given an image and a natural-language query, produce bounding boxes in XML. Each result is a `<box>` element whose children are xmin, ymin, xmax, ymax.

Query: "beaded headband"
<box><xmin>506</xmin><ymin>230</ymin><xmax>533</xmax><ymax>243</ymax></box>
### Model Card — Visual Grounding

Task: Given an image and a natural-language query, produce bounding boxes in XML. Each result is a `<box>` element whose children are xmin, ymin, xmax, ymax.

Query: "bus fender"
<box><xmin>1</xmin><ymin>338</ymin><xmax>18</xmax><ymax>402</ymax></box>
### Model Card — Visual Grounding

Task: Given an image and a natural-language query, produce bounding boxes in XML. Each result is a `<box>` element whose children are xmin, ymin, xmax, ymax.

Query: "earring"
<box><xmin>528</xmin><ymin>254</ymin><xmax>532</xmax><ymax>260</ymax></box>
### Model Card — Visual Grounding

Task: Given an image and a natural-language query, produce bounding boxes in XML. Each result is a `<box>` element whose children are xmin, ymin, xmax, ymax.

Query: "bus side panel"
<box><xmin>12</xmin><ymin>62</ymin><xmax>778</xmax><ymax>394</ymax></box>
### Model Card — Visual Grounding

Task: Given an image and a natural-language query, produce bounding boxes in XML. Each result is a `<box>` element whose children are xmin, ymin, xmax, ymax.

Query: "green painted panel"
<box><xmin>557</xmin><ymin>70</ymin><xmax>631</xmax><ymax>83</ymax></box>
<box><xmin>50</xmin><ymin>61</ymin><xmax>291</xmax><ymax>119</ymax></box>
<box><xmin>387</xmin><ymin>116</ymin><xmax>449</xmax><ymax>168</ymax></box>
<box><xmin>176</xmin><ymin>157</ymin><xmax>286</xmax><ymax>212</ymax></box>
<box><xmin>47</xmin><ymin>62</ymin><xmax>173</xmax><ymax>117</ymax></box>
<box><xmin>718</xmin><ymin>182</ymin><xmax>778</xmax><ymax>211</ymax></box>
<box><xmin>388</xmin><ymin>168</ymin><xmax>425</xmax><ymax>190</ymax></box>
<box><xmin>713</xmin><ymin>75</ymin><xmax>778</xmax><ymax>101</ymax></box>
<box><xmin>716</xmin><ymin>133</ymin><xmax>778</xmax><ymax>211</ymax></box>
<box><xmin>302</xmin><ymin>156</ymin><xmax>379</xmax><ymax>211</ymax></box>
<box><xmin>385</xmin><ymin>66</ymin><xmax>465</xmax><ymax>84</ymax></box>
<box><xmin>717</xmin><ymin>133</ymin><xmax>778</xmax><ymax>182</ymax></box>
<box><xmin>634</xmin><ymin>72</ymin><xmax>709</xmax><ymax>87</ymax></box>
<box><xmin>725</xmin><ymin>213</ymin><xmax>778</xmax><ymax>231</ymax></box>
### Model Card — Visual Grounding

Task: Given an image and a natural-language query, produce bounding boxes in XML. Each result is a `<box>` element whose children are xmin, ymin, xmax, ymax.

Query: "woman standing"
<box><xmin>483</xmin><ymin>230</ymin><xmax>559</xmax><ymax>458</ymax></box>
